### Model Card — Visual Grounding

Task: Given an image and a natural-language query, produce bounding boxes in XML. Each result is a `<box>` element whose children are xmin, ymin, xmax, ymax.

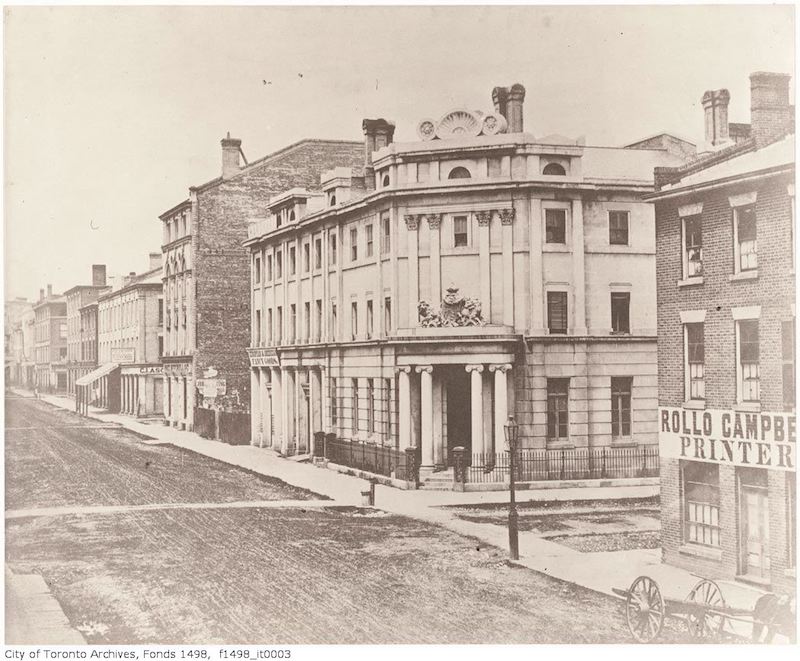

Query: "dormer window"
<box><xmin>543</xmin><ymin>162</ymin><xmax>567</xmax><ymax>176</ymax></box>
<box><xmin>448</xmin><ymin>166</ymin><xmax>471</xmax><ymax>180</ymax></box>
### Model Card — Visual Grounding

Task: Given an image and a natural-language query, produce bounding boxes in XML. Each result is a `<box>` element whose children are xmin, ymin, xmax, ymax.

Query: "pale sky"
<box><xmin>3</xmin><ymin>4</ymin><xmax>795</xmax><ymax>301</ymax></box>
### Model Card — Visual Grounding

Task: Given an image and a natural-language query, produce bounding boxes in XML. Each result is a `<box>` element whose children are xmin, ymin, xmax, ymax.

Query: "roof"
<box><xmin>98</xmin><ymin>267</ymin><xmax>163</xmax><ymax>302</ymax></box>
<box><xmin>76</xmin><ymin>362</ymin><xmax>119</xmax><ymax>386</ymax></box>
<box><xmin>650</xmin><ymin>134</ymin><xmax>794</xmax><ymax>198</ymax></box>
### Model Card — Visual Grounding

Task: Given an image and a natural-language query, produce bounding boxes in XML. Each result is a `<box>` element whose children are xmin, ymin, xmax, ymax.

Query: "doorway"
<box><xmin>444</xmin><ymin>367</ymin><xmax>471</xmax><ymax>464</ymax></box>
<box><xmin>739</xmin><ymin>468</ymin><xmax>770</xmax><ymax>580</ymax></box>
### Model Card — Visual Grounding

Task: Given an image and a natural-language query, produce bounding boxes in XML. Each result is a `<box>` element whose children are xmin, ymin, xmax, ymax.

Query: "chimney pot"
<box><xmin>39</xmin><ymin>288</ymin><xmax>44</xmax><ymax>301</ymax></box>
<box><xmin>221</xmin><ymin>133</ymin><xmax>243</xmax><ymax>179</ymax></box>
<box><xmin>47</xmin><ymin>284</ymin><xmax>52</xmax><ymax>297</ymax></box>
<box><xmin>493</xmin><ymin>84</ymin><xmax>525</xmax><ymax>133</ymax></box>
<box><xmin>149</xmin><ymin>252</ymin><xmax>163</xmax><ymax>271</ymax></box>
<box><xmin>362</xmin><ymin>118</ymin><xmax>396</xmax><ymax>190</ymax></box>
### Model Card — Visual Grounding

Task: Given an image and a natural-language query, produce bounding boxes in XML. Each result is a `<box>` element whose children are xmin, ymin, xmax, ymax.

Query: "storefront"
<box><xmin>120</xmin><ymin>364</ymin><xmax>164</xmax><ymax>417</ymax></box>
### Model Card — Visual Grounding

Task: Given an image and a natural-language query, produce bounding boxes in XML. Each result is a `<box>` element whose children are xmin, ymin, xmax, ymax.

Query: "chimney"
<box><xmin>148</xmin><ymin>252</ymin><xmax>163</xmax><ymax>271</ymax></box>
<box><xmin>750</xmin><ymin>72</ymin><xmax>793</xmax><ymax>147</ymax></box>
<box><xmin>39</xmin><ymin>288</ymin><xmax>44</xmax><ymax>302</ymax></box>
<box><xmin>701</xmin><ymin>89</ymin><xmax>731</xmax><ymax>147</ymax></box>
<box><xmin>362</xmin><ymin>119</ymin><xmax>396</xmax><ymax>190</ymax></box>
<box><xmin>47</xmin><ymin>284</ymin><xmax>52</xmax><ymax>298</ymax></box>
<box><xmin>92</xmin><ymin>264</ymin><xmax>107</xmax><ymax>287</ymax></box>
<box><xmin>123</xmin><ymin>272</ymin><xmax>136</xmax><ymax>287</ymax></box>
<box><xmin>221</xmin><ymin>132</ymin><xmax>242</xmax><ymax>179</ymax></box>
<box><xmin>492</xmin><ymin>84</ymin><xmax>526</xmax><ymax>133</ymax></box>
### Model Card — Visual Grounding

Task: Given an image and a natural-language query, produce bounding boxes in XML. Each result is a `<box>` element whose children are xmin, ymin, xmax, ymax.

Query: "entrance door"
<box><xmin>740</xmin><ymin>471</ymin><xmax>770</xmax><ymax>579</ymax></box>
<box><xmin>445</xmin><ymin>368</ymin><xmax>471</xmax><ymax>464</ymax></box>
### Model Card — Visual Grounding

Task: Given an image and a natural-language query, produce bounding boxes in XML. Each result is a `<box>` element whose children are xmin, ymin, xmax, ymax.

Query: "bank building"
<box><xmin>246</xmin><ymin>83</ymin><xmax>690</xmax><ymax>489</ymax></box>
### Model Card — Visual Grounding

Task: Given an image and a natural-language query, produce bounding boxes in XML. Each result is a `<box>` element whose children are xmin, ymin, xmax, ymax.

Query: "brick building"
<box><xmin>158</xmin><ymin>134</ymin><xmax>363</xmax><ymax>430</ymax></box>
<box><xmin>64</xmin><ymin>264</ymin><xmax>109</xmax><ymax>395</ymax></box>
<box><xmin>33</xmin><ymin>285</ymin><xmax>67</xmax><ymax>391</ymax></box>
<box><xmin>649</xmin><ymin>72</ymin><xmax>795</xmax><ymax>593</ymax></box>
<box><xmin>245</xmin><ymin>83</ymin><xmax>692</xmax><ymax>488</ymax></box>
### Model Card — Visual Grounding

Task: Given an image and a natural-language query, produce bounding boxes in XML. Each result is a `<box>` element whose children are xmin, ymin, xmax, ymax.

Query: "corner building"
<box><xmin>650</xmin><ymin>72</ymin><xmax>796</xmax><ymax>593</ymax></box>
<box><xmin>246</xmin><ymin>84</ymin><xmax>690</xmax><ymax>483</ymax></box>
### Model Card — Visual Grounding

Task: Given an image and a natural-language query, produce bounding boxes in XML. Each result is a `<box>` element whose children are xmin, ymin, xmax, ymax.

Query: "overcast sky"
<box><xmin>3</xmin><ymin>4</ymin><xmax>795</xmax><ymax>301</ymax></box>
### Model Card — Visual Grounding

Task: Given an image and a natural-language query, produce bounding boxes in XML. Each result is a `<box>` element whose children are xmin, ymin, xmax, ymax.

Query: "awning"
<box><xmin>76</xmin><ymin>362</ymin><xmax>119</xmax><ymax>387</ymax></box>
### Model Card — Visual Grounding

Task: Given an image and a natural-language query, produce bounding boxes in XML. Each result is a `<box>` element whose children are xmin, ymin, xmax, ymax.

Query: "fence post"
<box><xmin>602</xmin><ymin>447</ymin><xmax>607</xmax><ymax>479</ymax></box>
<box><xmin>324</xmin><ymin>432</ymin><xmax>335</xmax><ymax>460</ymax></box>
<box><xmin>640</xmin><ymin>444</ymin><xmax>646</xmax><ymax>477</ymax></box>
<box><xmin>560</xmin><ymin>448</ymin><xmax>565</xmax><ymax>480</ymax></box>
<box><xmin>452</xmin><ymin>446</ymin><xmax>466</xmax><ymax>491</ymax></box>
<box><xmin>404</xmin><ymin>446</ymin><xmax>419</xmax><ymax>487</ymax></box>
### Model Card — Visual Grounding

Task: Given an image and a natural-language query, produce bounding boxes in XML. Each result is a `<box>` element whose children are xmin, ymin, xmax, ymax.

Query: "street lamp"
<box><xmin>504</xmin><ymin>414</ymin><xmax>520</xmax><ymax>560</ymax></box>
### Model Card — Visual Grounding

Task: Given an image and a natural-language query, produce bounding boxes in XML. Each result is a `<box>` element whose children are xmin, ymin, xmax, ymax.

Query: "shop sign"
<box><xmin>248</xmin><ymin>347</ymin><xmax>280</xmax><ymax>367</ymax></box>
<box><xmin>196</xmin><ymin>378</ymin><xmax>226</xmax><ymax>398</ymax></box>
<box><xmin>122</xmin><ymin>365</ymin><xmax>163</xmax><ymax>376</ymax></box>
<box><xmin>111</xmin><ymin>347</ymin><xmax>135</xmax><ymax>364</ymax></box>
<box><xmin>659</xmin><ymin>406</ymin><xmax>796</xmax><ymax>472</ymax></box>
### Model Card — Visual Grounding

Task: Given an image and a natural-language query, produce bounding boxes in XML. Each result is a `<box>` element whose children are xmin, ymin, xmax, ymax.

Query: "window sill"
<box><xmin>735</xmin><ymin>402</ymin><xmax>761</xmax><ymax>413</ymax></box>
<box><xmin>729</xmin><ymin>270</ymin><xmax>758</xmax><ymax>282</ymax></box>
<box><xmin>682</xmin><ymin>399</ymin><xmax>706</xmax><ymax>410</ymax></box>
<box><xmin>542</xmin><ymin>244</ymin><xmax>570</xmax><ymax>253</ymax></box>
<box><xmin>678</xmin><ymin>276</ymin><xmax>704</xmax><ymax>288</ymax></box>
<box><xmin>679</xmin><ymin>543</ymin><xmax>722</xmax><ymax>561</ymax></box>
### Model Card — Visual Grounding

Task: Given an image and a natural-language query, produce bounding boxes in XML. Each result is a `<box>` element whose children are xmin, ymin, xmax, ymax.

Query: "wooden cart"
<box><xmin>612</xmin><ymin>575</ymin><xmax>795</xmax><ymax>643</ymax></box>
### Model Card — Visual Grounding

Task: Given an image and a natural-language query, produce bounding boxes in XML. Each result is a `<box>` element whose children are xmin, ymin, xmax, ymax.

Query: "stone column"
<box><xmin>571</xmin><ymin>199</ymin><xmax>587</xmax><ymax>335</ymax></box>
<box><xmin>405</xmin><ymin>215</ymin><xmax>420</xmax><ymax>326</ymax></box>
<box><xmin>398</xmin><ymin>366</ymin><xmax>412</xmax><ymax>449</ymax></box>
<box><xmin>432</xmin><ymin>377</ymin><xmax>443</xmax><ymax>467</ymax></box>
<box><xmin>477</xmin><ymin>211</ymin><xmax>492</xmax><ymax>321</ymax></box>
<box><xmin>499</xmin><ymin>209</ymin><xmax>515</xmax><ymax>327</ymax></box>
<box><xmin>261</xmin><ymin>369</ymin><xmax>272</xmax><ymax>448</ymax></box>
<box><xmin>251</xmin><ymin>368</ymin><xmax>261</xmax><ymax>445</ymax></box>
<box><xmin>272</xmin><ymin>367</ymin><xmax>284</xmax><ymax>453</ymax></box>
<box><xmin>490</xmin><ymin>364</ymin><xmax>512</xmax><ymax>451</ymax></box>
<box><xmin>310</xmin><ymin>368</ymin><xmax>323</xmax><ymax>433</ymax></box>
<box><xmin>427</xmin><ymin>215</ymin><xmax>442</xmax><ymax>305</ymax></box>
<box><xmin>284</xmin><ymin>368</ymin><xmax>295</xmax><ymax>454</ymax></box>
<box><xmin>466</xmin><ymin>364</ymin><xmax>484</xmax><ymax>457</ymax></box>
<box><xmin>529</xmin><ymin>198</ymin><xmax>544</xmax><ymax>333</ymax></box>
<box><xmin>416</xmin><ymin>366</ymin><xmax>434</xmax><ymax>472</ymax></box>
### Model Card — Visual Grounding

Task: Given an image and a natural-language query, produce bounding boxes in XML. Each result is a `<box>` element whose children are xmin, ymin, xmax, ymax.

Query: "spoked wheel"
<box><xmin>625</xmin><ymin>576</ymin><xmax>665</xmax><ymax>643</ymax></box>
<box><xmin>686</xmin><ymin>579</ymin><xmax>726</xmax><ymax>638</ymax></box>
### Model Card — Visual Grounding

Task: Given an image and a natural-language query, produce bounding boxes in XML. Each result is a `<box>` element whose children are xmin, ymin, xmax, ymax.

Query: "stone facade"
<box><xmin>33</xmin><ymin>286</ymin><xmax>67</xmax><ymax>391</ymax></box>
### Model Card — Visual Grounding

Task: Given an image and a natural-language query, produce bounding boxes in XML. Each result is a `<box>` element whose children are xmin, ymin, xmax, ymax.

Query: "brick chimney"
<box><xmin>221</xmin><ymin>132</ymin><xmax>242</xmax><ymax>179</ymax></box>
<box><xmin>148</xmin><ymin>252</ymin><xmax>163</xmax><ymax>271</ymax></box>
<box><xmin>750</xmin><ymin>72</ymin><xmax>793</xmax><ymax>147</ymax></box>
<box><xmin>92</xmin><ymin>264</ymin><xmax>107</xmax><ymax>287</ymax></box>
<box><xmin>701</xmin><ymin>89</ymin><xmax>731</xmax><ymax>147</ymax></box>
<box><xmin>362</xmin><ymin>119</ymin><xmax>396</xmax><ymax>190</ymax></box>
<box><xmin>492</xmin><ymin>83</ymin><xmax>526</xmax><ymax>133</ymax></box>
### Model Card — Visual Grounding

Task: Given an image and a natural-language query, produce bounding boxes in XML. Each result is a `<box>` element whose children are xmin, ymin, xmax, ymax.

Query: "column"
<box><xmin>405</xmin><ymin>215</ymin><xmax>419</xmax><ymax>326</ymax></box>
<box><xmin>466</xmin><ymin>365</ymin><xmax>484</xmax><ymax>456</ymax></box>
<box><xmin>500</xmin><ymin>209</ymin><xmax>515</xmax><ymax>327</ymax></box>
<box><xmin>432</xmin><ymin>378</ymin><xmax>443</xmax><ymax>467</ymax></box>
<box><xmin>476</xmin><ymin>211</ymin><xmax>492</xmax><ymax>320</ymax></box>
<box><xmin>310</xmin><ymin>367</ymin><xmax>323</xmax><ymax>434</ymax></box>
<box><xmin>251</xmin><ymin>368</ymin><xmax>261</xmax><ymax>445</ymax></box>
<box><xmin>272</xmin><ymin>368</ymin><xmax>284</xmax><ymax>452</ymax></box>
<box><xmin>571</xmin><ymin>198</ymin><xmax>587</xmax><ymax>335</ymax></box>
<box><xmin>529</xmin><ymin>198</ymin><xmax>544</xmax><ymax>333</ymax></box>
<box><xmin>427</xmin><ymin>215</ymin><xmax>442</xmax><ymax>305</ymax></box>
<box><xmin>284</xmin><ymin>368</ymin><xmax>295</xmax><ymax>454</ymax></box>
<box><xmin>398</xmin><ymin>366</ymin><xmax>412</xmax><ymax>449</ymax></box>
<box><xmin>491</xmin><ymin>364</ymin><xmax>512</xmax><ymax>451</ymax></box>
<box><xmin>416</xmin><ymin>366</ymin><xmax>434</xmax><ymax>470</ymax></box>
<box><xmin>261</xmin><ymin>368</ymin><xmax>272</xmax><ymax>448</ymax></box>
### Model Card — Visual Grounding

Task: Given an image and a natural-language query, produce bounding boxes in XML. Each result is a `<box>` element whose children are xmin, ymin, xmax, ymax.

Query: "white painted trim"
<box><xmin>728</xmin><ymin>191</ymin><xmax>757</xmax><ymax>207</ymax></box>
<box><xmin>731</xmin><ymin>305</ymin><xmax>761</xmax><ymax>320</ymax></box>
<box><xmin>679</xmin><ymin>309</ymin><xmax>706</xmax><ymax>324</ymax></box>
<box><xmin>678</xmin><ymin>202</ymin><xmax>703</xmax><ymax>217</ymax></box>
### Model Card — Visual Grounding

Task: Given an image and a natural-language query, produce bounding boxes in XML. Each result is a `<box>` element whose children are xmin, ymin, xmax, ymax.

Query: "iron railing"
<box><xmin>323</xmin><ymin>436</ymin><xmax>419</xmax><ymax>482</ymax></box>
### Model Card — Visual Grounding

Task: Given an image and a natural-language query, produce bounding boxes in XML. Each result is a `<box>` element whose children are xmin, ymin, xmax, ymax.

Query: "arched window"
<box><xmin>543</xmin><ymin>162</ymin><xmax>567</xmax><ymax>176</ymax></box>
<box><xmin>289</xmin><ymin>210</ymin><xmax>296</xmax><ymax>222</ymax></box>
<box><xmin>329</xmin><ymin>193</ymin><xmax>337</xmax><ymax>207</ymax></box>
<box><xmin>448</xmin><ymin>166</ymin><xmax>471</xmax><ymax>180</ymax></box>
<box><xmin>382</xmin><ymin>174</ymin><xmax>390</xmax><ymax>187</ymax></box>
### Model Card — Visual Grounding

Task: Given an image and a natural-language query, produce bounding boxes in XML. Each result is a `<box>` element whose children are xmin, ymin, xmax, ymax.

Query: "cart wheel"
<box><xmin>686</xmin><ymin>579</ymin><xmax>726</xmax><ymax>638</ymax></box>
<box><xmin>625</xmin><ymin>576</ymin><xmax>665</xmax><ymax>643</ymax></box>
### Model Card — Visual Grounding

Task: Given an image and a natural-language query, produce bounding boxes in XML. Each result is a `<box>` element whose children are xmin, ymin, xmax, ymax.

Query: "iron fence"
<box><xmin>219</xmin><ymin>411</ymin><xmax>251</xmax><ymax>445</ymax></box>
<box><xmin>323</xmin><ymin>437</ymin><xmax>419</xmax><ymax>482</ymax></box>
<box><xmin>194</xmin><ymin>407</ymin><xmax>216</xmax><ymax>440</ymax></box>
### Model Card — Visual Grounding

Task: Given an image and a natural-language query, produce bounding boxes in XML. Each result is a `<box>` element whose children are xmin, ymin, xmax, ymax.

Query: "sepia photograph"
<box><xmin>3</xmin><ymin>2</ymin><xmax>797</xmax><ymax>647</ymax></box>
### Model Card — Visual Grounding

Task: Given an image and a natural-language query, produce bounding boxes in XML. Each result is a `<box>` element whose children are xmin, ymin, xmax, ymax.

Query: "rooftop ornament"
<box><xmin>416</xmin><ymin>109</ymin><xmax>508</xmax><ymax>141</ymax></box>
<box><xmin>417</xmin><ymin>286</ymin><xmax>486</xmax><ymax>327</ymax></box>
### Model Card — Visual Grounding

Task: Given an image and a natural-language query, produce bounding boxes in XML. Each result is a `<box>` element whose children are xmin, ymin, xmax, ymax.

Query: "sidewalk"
<box><xmin>15</xmin><ymin>388</ymin><xmax>768</xmax><ymax>639</ymax></box>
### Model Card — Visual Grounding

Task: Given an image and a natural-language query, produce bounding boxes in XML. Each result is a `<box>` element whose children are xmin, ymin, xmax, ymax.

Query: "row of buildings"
<box><xmin>6</xmin><ymin>71</ymin><xmax>794</xmax><ymax>593</ymax></box>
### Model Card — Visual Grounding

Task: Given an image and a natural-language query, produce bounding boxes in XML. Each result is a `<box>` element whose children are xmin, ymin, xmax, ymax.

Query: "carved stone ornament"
<box><xmin>404</xmin><ymin>214</ymin><xmax>420</xmax><ymax>231</ymax></box>
<box><xmin>427</xmin><ymin>213</ymin><xmax>442</xmax><ymax>229</ymax></box>
<box><xmin>416</xmin><ymin>107</ymin><xmax>509</xmax><ymax>142</ymax></box>
<box><xmin>417</xmin><ymin>119</ymin><xmax>437</xmax><ymax>142</ymax></box>
<box><xmin>476</xmin><ymin>210</ymin><xmax>492</xmax><ymax>227</ymax></box>
<box><xmin>417</xmin><ymin>285</ymin><xmax>486</xmax><ymax>327</ymax></box>
<box><xmin>499</xmin><ymin>208</ymin><xmax>515</xmax><ymax>225</ymax></box>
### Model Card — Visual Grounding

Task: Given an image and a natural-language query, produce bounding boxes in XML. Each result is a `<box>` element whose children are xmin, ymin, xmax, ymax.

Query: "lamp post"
<box><xmin>504</xmin><ymin>415</ymin><xmax>519</xmax><ymax>560</ymax></box>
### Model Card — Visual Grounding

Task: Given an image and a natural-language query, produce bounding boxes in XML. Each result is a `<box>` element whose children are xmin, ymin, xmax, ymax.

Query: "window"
<box><xmin>166</xmin><ymin>309</ymin><xmax>171</xmax><ymax>330</ymax></box>
<box><xmin>352</xmin><ymin>378</ymin><xmax>359</xmax><ymax>433</ymax></box>
<box><xmin>303</xmin><ymin>243</ymin><xmax>310</xmax><ymax>273</ymax></box>
<box><xmin>158</xmin><ymin>336</ymin><xmax>163</xmax><ymax>357</ymax></box>
<box><xmin>350</xmin><ymin>228</ymin><xmax>358</xmax><ymax>261</ymax></box>
<box><xmin>381</xmin><ymin>212</ymin><xmax>391</xmax><ymax>253</ymax></box>
<box><xmin>351</xmin><ymin>301</ymin><xmax>358</xmax><ymax>339</ymax></box>
<box><xmin>547</xmin><ymin>291</ymin><xmax>568</xmax><ymax>334</ymax></box>
<box><xmin>314</xmin><ymin>238</ymin><xmax>322</xmax><ymax>270</ymax></box>
<box><xmin>683</xmin><ymin>461</ymin><xmax>720</xmax><ymax>547</ymax></box>
<box><xmin>737</xmin><ymin>319</ymin><xmax>760</xmax><ymax>402</ymax></box>
<box><xmin>382</xmin><ymin>174</ymin><xmax>390</xmax><ymax>187</ymax></box>
<box><xmin>611</xmin><ymin>293</ymin><xmax>630</xmax><ymax>333</ymax></box>
<box><xmin>59</xmin><ymin>322</ymin><xmax>67</xmax><ymax>339</ymax></box>
<box><xmin>254</xmin><ymin>256</ymin><xmax>261</xmax><ymax>284</ymax></box>
<box><xmin>545</xmin><ymin>209</ymin><xmax>566</xmax><ymax>243</ymax></box>
<box><xmin>290</xmin><ymin>304</ymin><xmax>296</xmax><ymax>342</ymax></box>
<box><xmin>276</xmin><ymin>250</ymin><xmax>283</xmax><ymax>278</ymax></box>
<box><xmin>304</xmin><ymin>302</ymin><xmax>310</xmax><ymax>341</ymax></box>
<box><xmin>365</xmin><ymin>224</ymin><xmax>374</xmax><ymax>258</ymax></box>
<box><xmin>683</xmin><ymin>216</ymin><xmax>703</xmax><ymax>277</ymax></box>
<box><xmin>384</xmin><ymin>378</ymin><xmax>392</xmax><ymax>441</ymax></box>
<box><xmin>609</xmin><ymin>211</ymin><xmax>629</xmax><ymax>245</ymax></box>
<box><xmin>289</xmin><ymin>246</ymin><xmax>296</xmax><ymax>275</ymax></box>
<box><xmin>782</xmin><ymin>319</ymin><xmax>795</xmax><ymax>408</ymax></box>
<box><xmin>448</xmin><ymin>166</ymin><xmax>471</xmax><ymax>179</ymax></box>
<box><xmin>367</xmin><ymin>378</ymin><xmax>375</xmax><ymax>433</ymax></box>
<box><xmin>384</xmin><ymin>297</ymin><xmax>392</xmax><ymax>333</ymax></box>
<box><xmin>276</xmin><ymin>210</ymin><xmax>282</xmax><ymax>228</ymax></box>
<box><xmin>255</xmin><ymin>310</ymin><xmax>262</xmax><ymax>346</ymax></box>
<box><xmin>453</xmin><ymin>216</ymin><xmax>468</xmax><ymax>247</ymax></box>
<box><xmin>328</xmin><ymin>192</ymin><xmax>337</xmax><ymax>207</ymax></box>
<box><xmin>158</xmin><ymin>299</ymin><xmax>164</xmax><ymax>325</ymax></box>
<box><xmin>265</xmin><ymin>255</ymin><xmax>272</xmax><ymax>281</ymax></box>
<box><xmin>276</xmin><ymin>306</ymin><xmax>283</xmax><ymax>343</ymax></box>
<box><xmin>543</xmin><ymin>162</ymin><xmax>566</xmax><ymax>176</ymax></box>
<box><xmin>547</xmin><ymin>379</ymin><xmax>569</xmax><ymax>442</ymax></box>
<box><xmin>366</xmin><ymin>300</ymin><xmax>374</xmax><ymax>338</ymax></box>
<box><xmin>685</xmin><ymin>323</ymin><xmax>705</xmax><ymax>400</ymax></box>
<box><xmin>611</xmin><ymin>377</ymin><xmax>632</xmax><ymax>438</ymax></box>
<box><xmin>330</xmin><ymin>377</ymin><xmax>338</xmax><ymax>427</ymax></box>
<box><xmin>330</xmin><ymin>234</ymin><xmax>337</xmax><ymax>266</ymax></box>
<box><xmin>289</xmin><ymin>210</ymin><xmax>296</xmax><ymax>222</ymax></box>
<box><xmin>267</xmin><ymin>308</ymin><xmax>273</xmax><ymax>345</ymax></box>
<box><xmin>315</xmin><ymin>300</ymin><xmax>322</xmax><ymax>342</ymax></box>
<box><xmin>331</xmin><ymin>302</ymin><xmax>337</xmax><ymax>340</ymax></box>
<box><xmin>734</xmin><ymin>204</ymin><xmax>757</xmax><ymax>272</ymax></box>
